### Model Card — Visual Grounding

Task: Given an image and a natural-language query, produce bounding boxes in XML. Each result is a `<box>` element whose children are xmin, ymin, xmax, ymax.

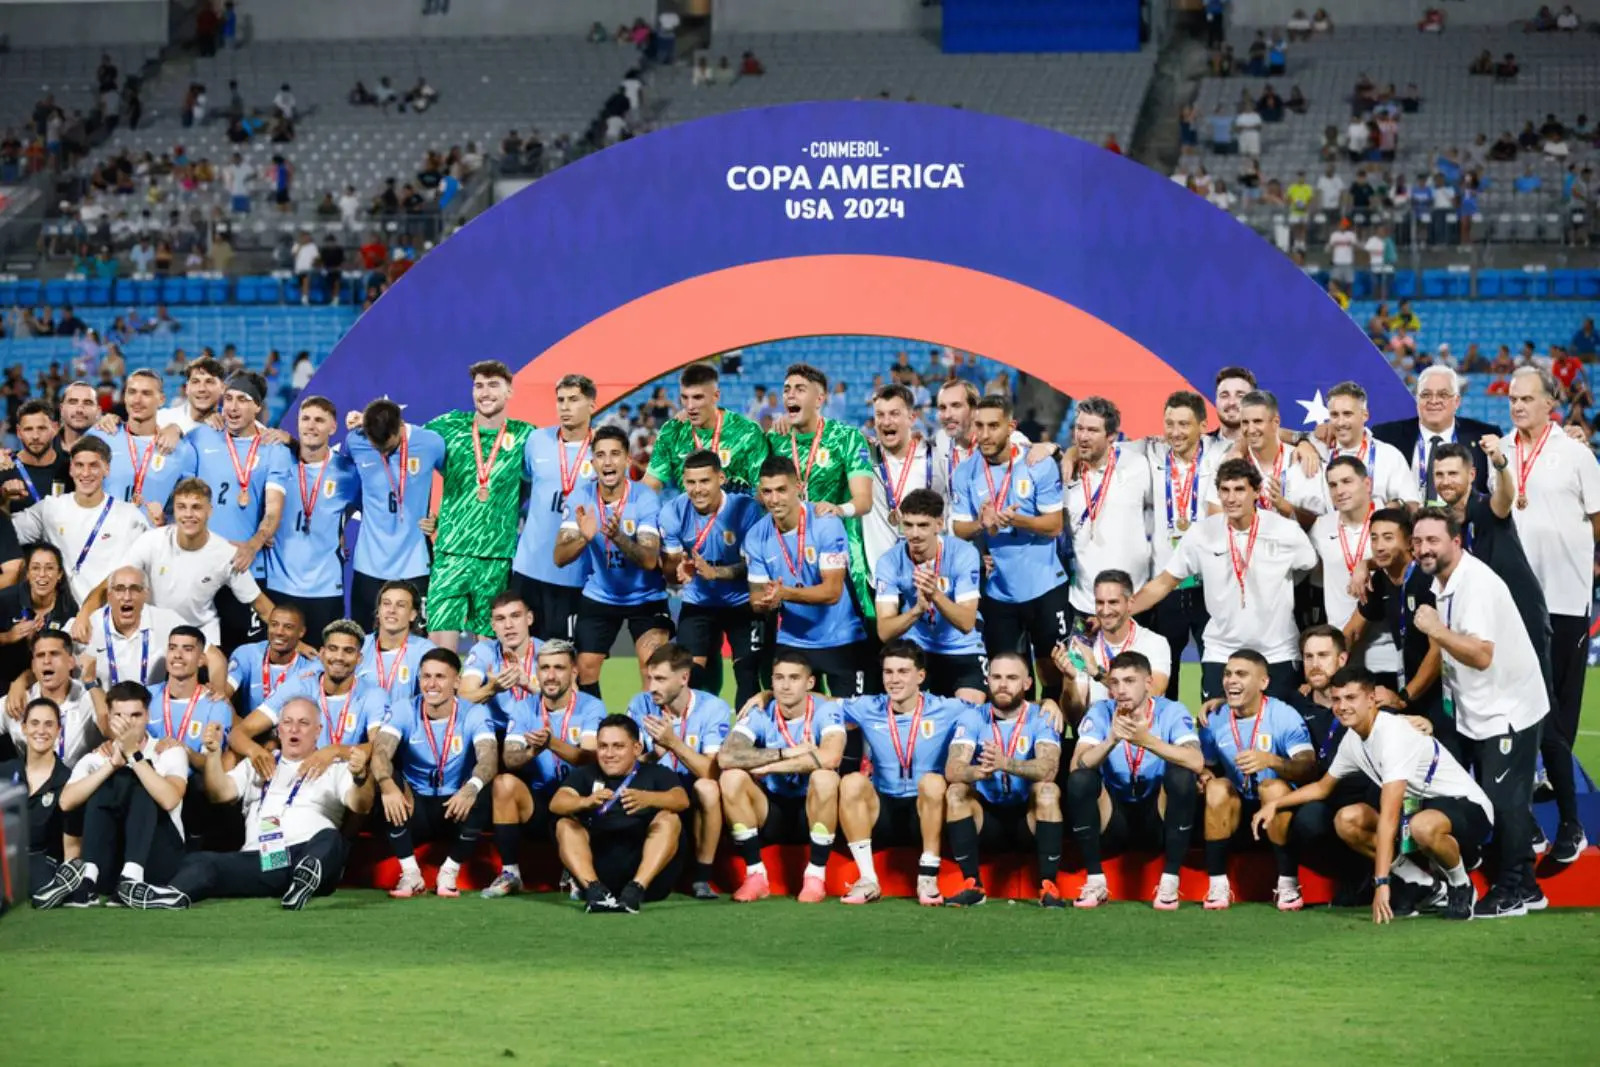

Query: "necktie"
<box><xmin>1424</xmin><ymin>434</ymin><xmax>1443</xmax><ymax>501</ymax></box>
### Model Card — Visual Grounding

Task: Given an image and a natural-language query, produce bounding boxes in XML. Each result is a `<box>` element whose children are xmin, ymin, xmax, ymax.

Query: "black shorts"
<box><xmin>677</xmin><ymin>601</ymin><xmax>767</xmax><ymax>663</ymax></box>
<box><xmin>1102</xmin><ymin>793</ymin><xmax>1169</xmax><ymax>854</ymax></box>
<box><xmin>761</xmin><ymin>790</ymin><xmax>813</xmax><ymax>845</ymax></box>
<box><xmin>776</xmin><ymin>642</ymin><xmax>868</xmax><ymax>698</ymax></box>
<box><xmin>515</xmin><ymin>574</ymin><xmax>583</xmax><ymax>643</ymax></box>
<box><xmin>265</xmin><ymin>590</ymin><xmax>344</xmax><ymax>647</ymax></box>
<box><xmin>925</xmin><ymin>650</ymin><xmax>987</xmax><ymax>696</ymax></box>
<box><xmin>350</xmin><ymin>571</ymin><xmax>430</xmax><ymax>635</ymax></box>
<box><xmin>871</xmin><ymin>792</ymin><xmax>924</xmax><ymax>847</ymax></box>
<box><xmin>574</xmin><ymin>596</ymin><xmax>673</xmax><ymax>656</ymax></box>
<box><xmin>1410</xmin><ymin>796</ymin><xmax>1491</xmax><ymax>866</ymax></box>
<box><xmin>591</xmin><ymin>825</ymin><xmax>684</xmax><ymax>901</ymax></box>
<box><xmin>215</xmin><ymin>586</ymin><xmax>267</xmax><ymax>651</ymax></box>
<box><xmin>396</xmin><ymin>790</ymin><xmax>492</xmax><ymax>844</ymax></box>
<box><xmin>980</xmin><ymin>583</ymin><xmax>1073</xmax><ymax>665</ymax></box>
<box><xmin>977</xmin><ymin>799</ymin><xmax>1034</xmax><ymax>851</ymax></box>
<box><xmin>509</xmin><ymin>789</ymin><xmax>556</xmax><ymax>841</ymax></box>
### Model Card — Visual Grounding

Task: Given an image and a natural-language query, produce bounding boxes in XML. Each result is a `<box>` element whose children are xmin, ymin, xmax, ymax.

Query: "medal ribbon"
<box><xmin>224</xmin><ymin>432</ymin><xmax>263</xmax><ymax>504</ymax></box>
<box><xmin>471</xmin><ymin>421</ymin><xmax>507</xmax><ymax>500</ymax></box>
<box><xmin>126</xmin><ymin>433</ymin><xmax>156</xmax><ymax>503</ymax></box>
<box><xmin>542</xmin><ymin>689</ymin><xmax>579</xmax><ymax>745</ymax></box>
<box><xmin>162</xmin><ymin>685</ymin><xmax>203</xmax><ymax>747</ymax></box>
<box><xmin>690</xmin><ymin>410</ymin><xmax>723</xmax><ymax>457</ymax></box>
<box><xmin>981</xmin><ymin>446</ymin><xmax>1018</xmax><ymax>512</ymax></box>
<box><xmin>319</xmin><ymin>682</ymin><xmax>355</xmax><ymax>746</ymax></box>
<box><xmin>374</xmin><ymin>635</ymin><xmax>408</xmax><ymax>693</ymax></box>
<box><xmin>559</xmin><ymin>431</ymin><xmax>593</xmax><ymax>498</ymax></box>
<box><xmin>1228</xmin><ymin>695</ymin><xmax>1267</xmax><ymax>791</ymax></box>
<box><xmin>1123</xmin><ymin>698</ymin><xmax>1156</xmax><ymax>788</ymax></box>
<box><xmin>498</xmin><ymin>640</ymin><xmax>537</xmax><ymax>702</ymax></box>
<box><xmin>789</xmin><ymin>418</ymin><xmax>826</xmax><ymax>498</ymax></box>
<box><xmin>382</xmin><ymin>427</ymin><xmax>409</xmax><ymax>511</ymax></box>
<box><xmin>297</xmin><ymin>460</ymin><xmax>328</xmax><ymax>524</ymax></box>
<box><xmin>689</xmin><ymin>493</ymin><xmax>726</xmax><ymax>557</ymax></box>
<box><xmin>1166</xmin><ymin>443</ymin><xmax>1201</xmax><ymax>533</ymax></box>
<box><xmin>420</xmin><ymin>701</ymin><xmax>459</xmax><ymax>790</ymax></box>
<box><xmin>774</xmin><ymin>506</ymin><xmax>809</xmax><ymax>579</ymax></box>
<box><xmin>887</xmin><ymin>694</ymin><xmax>926</xmax><ymax>782</ymax></box>
<box><xmin>1228</xmin><ymin>514</ymin><xmax>1260</xmax><ymax>606</ymax></box>
<box><xmin>1337</xmin><ymin>503</ymin><xmax>1375</xmax><ymax>576</ymax></box>
<box><xmin>989</xmin><ymin>702</ymin><xmax>1031</xmax><ymax>797</ymax></box>
<box><xmin>1094</xmin><ymin>620</ymin><xmax>1138</xmax><ymax>671</ymax></box>
<box><xmin>262</xmin><ymin>652</ymin><xmax>297</xmax><ymax>700</ymax></box>
<box><xmin>878</xmin><ymin>437</ymin><xmax>925</xmax><ymax>513</ymax></box>
<box><xmin>1252</xmin><ymin>445</ymin><xmax>1285</xmax><ymax>509</ymax></box>
<box><xmin>773</xmin><ymin>695</ymin><xmax>815</xmax><ymax>748</ymax></box>
<box><xmin>1079</xmin><ymin>446</ymin><xmax>1117</xmax><ymax>528</ymax></box>
<box><xmin>1514</xmin><ymin>422</ymin><xmax>1553</xmax><ymax>503</ymax></box>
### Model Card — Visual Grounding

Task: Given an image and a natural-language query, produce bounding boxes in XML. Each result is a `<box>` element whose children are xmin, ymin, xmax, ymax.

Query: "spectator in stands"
<box><xmin>1390</xmin><ymin>300</ymin><xmax>1421</xmax><ymax>333</ymax></box>
<box><xmin>1514</xmin><ymin>165</ymin><xmax>1543</xmax><ymax>195</ymax></box>
<box><xmin>1254</xmin><ymin>86</ymin><xmax>1283</xmax><ymax>124</ymax></box>
<box><xmin>403</xmin><ymin>78</ymin><xmax>437</xmax><ymax>114</ymax></box>
<box><xmin>1234</xmin><ymin>100</ymin><xmax>1262</xmax><ymax>158</ymax></box>
<box><xmin>1315</xmin><ymin>164</ymin><xmax>1346</xmax><ymax>215</ymax></box>
<box><xmin>1496</xmin><ymin>53</ymin><xmax>1520</xmax><ymax>81</ymax></box>
<box><xmin>1490</xmin><ymin>130</ymin><xmax>1519</xmax><ymax>162</ymax></box>
<box><xmin>739</xmin><ymin>50</ymin><xmax>765</xmax><ymax>77</ymax></box>
<box><xmin>1462</xmin><ymin>344</ymin><xmax>1491</xmax><ymax>374</ymax></box>
<box><xmin>1419</xmin><ymin>7</ymin><xmax>1445</xmax><ymax>32</ymax></box>
<box><xmin>1531</xmin><ymin>4</ymin><xmax>1558</xmax><ymax>30</ymax></box>
<box><xmin>1246</xmin><ymin>31</ymin><xmax>1268</xmax><ymax>77</ymax></box>
<box><xmin>128</xmin><ymin>236</ymin><xmax>155</xmax><ymax>275</ymax></box>
<box><xmin>715</xmin><ymin>56</ymin><xmax>733</xmax><ymax>83</ymax></box>
<box><xmin>1544</xmin><ymin>129</ymin><xmax>1571</xmax><ymax>162</ymax></box>
<box><xmin>1573</xmin><ymin>318</ymin><xmax>1599</xmax><ymax>357</ymax></box>
<box><xmin>270</xmin><ymin>155</ymin><xmax>292</xmax><ymax>213</ymax></box>
<box><xmin>1326</xmin><ymin>219</ymin><xmax>1358</xmax><ymax>285</ymax></box>
<box><xmin>1366</xmin><ymin>304</ymin><xmax>1391</xmax><ymax>346</ymax></box>
<box><xmin>1204</xmin><ymin>0</ymin><xmax>1227</xmax><ymax>46</ymax></box>
<box><xmin>1267</xmin><ymin>31</ymin><xmax>1287</xmax><ymax>75</ymax></box>
<box><xmin>1284</xmin><ymin>85</ymin><xmax>1307</xmax><ymax>116</ymax></box>
<box><xmin>1399</xmin><ymin>84</ymin><xmax>1421</xmax><ymax>114</ymax></box>
<box><xmin>1557</xmin><ymin>5</ymin><xmax>1581</xmax><ymax>29</ymax></box>
<box><xmin>1470</xmin><ymin>49</ymin><xmax>1495</xmax><ymax>76</ymax></box>
<box><xmin>273</xmin><ymin>84</ymin><xmax>296</xmax><ymax>122</ymax></box>
<box><xmin>349</xmin><ymin>81</ymin><xmax>377</xmax><ymax>107</ymax></box>
<box><xmin>1287</xmin><ymin>7</ymin><xmax>1312</xmax><ymax>39</ymax></box>
<box><xmin>588</xmin><ymin>20</ymin><xmax>608</xmax><ymax>43</ymax></box>
<box><xmin>1208</xmin><ymin>178</ymin><xmax>1237</xmax><ymax>212</ymax></box>
<box><xmin>292</xmin><ymin>232</ymin><xmax>320</xmax><ymax>306</ymax></box>
<box><xmin>1208</xmin><ymin>106</ymin><xmax>1236</xmax><ymax>155</ymax></box>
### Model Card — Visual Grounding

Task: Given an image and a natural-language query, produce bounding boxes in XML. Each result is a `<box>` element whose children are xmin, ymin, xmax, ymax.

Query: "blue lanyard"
<box><xmin>1422</xmin><ymin>740</ymin><xmax>1440</xmax><ymax>788</ymax></box>
<box><xmin>104</xmin><ymin>614</ymin><xmax>150</xmax><ymax>684</ymax></box>
<box><xmin>73</xmin><ymin>497</ymin><xmax>115</xmax><ymax>575</ymax></box>
<box><xmin>1078</xmin><ymin>446</ymin><xmax>1117</xmax><ymax>526</ymax></box>
<box><xmin>594</xmin><ymin>767</ymin><xmax>639</xmax><ymax>816</ymax></box>
<box><xmin>1317</xmin><ymin>715</ymin><xmax>1341</xmax><ymax>761</ymax></box>
<box><xmin>1164</xmin><ymin>442</ymin><xmax>1202</xmax><ymax>532</ymax></box>
<box><xmin>1396</xmin><ymin>561</ymin><xmax>1419</xmax><ymax>648</ymax></box>
<box><xmin>14</xmin><ymin>462</ymin><xmax>39</xmax><ymax>503</ymax></box>
<box><xmin>1414</xmin><ymin>427</ymin><xmax>1454</xmax><ymax>492</ymax></box>
<box><xmin>1334</xmin><ymin>433</ymin><xmax>1377</xmax><ymax>476</ymax></box>
<box><xmin>258</xmin><ymin>756</ymin><xmax>308</xmax><ymax>811</ymax></box>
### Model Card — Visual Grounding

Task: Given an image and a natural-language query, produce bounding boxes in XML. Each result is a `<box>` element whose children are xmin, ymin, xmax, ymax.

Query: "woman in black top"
<box><xmin>0</xmin><ymin>543</ymin><xmax>78</xmax><ymax>699</ymax></box>
<box><xmin>0</xmin><ymin>696</ymin><xmax>71</xmax><ymax>897</ymax></box>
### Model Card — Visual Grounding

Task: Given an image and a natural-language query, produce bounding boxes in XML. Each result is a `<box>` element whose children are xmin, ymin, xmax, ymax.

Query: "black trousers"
<box><xmin>170</xmin><ymin>828</ymin><xmax>347</xmax><ymax>902</ymax></box>
<box><xmin>265</xmin><ymin>590</ymin><xmax>346</xmax><ymax>648</ymax></box>
<box><xmin>1146</xmin><ymin>586</ymin><xmax>1208</xmax><ymax>701</ymax></box>
<box><xmin>383</xmin><ymin>789</ymin><xmax>491</xmax><ymax>864</ymax></box>
<box><xmin>1547</xmin><ymin>614</ymin><xmax>1589</xmax><ymax>750</ymax></box>
<box><xmin>80</xmin><ymin>768</ymin><xmax>186</xmax><ymax>893</ymax></box>
<box><xmin>1469</xmin><ymin>722</ymin><xmax>1540</xmax><ymax>891</ymax></box>
<box><xmin>350</xmin><ymin>571</ymin><xmax>431</xmax><ymax>636</ymax></box>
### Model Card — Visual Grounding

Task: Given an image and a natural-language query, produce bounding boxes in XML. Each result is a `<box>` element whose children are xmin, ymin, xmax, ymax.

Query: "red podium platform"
<box><xmin>342</xmin><ymin>838</ymin><xmax>1600</xmax><ymax>906</ymax></box>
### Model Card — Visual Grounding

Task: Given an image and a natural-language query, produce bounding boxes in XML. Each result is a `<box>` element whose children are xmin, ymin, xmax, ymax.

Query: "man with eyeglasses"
<box><xmin>1371</xmin><ymin>366</ymin><xmax>1501</xmax><ymax>501</ymax></box>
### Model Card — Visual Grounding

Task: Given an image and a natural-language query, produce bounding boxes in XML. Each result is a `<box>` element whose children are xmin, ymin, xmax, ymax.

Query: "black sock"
<box><xmin>579</xmin><ymin>681</ymin><xmax>602</xmax><ymax>699</ymax></box>
<box><xmin>1162</xmin><ymin>766</ymin><xmax>1199</xmax><ymax>876</ymax></box>
<box><xmin>1205</xmin><ymin>838</ymin><xmax>1229</xmax><ymax>878</ymax></box>
<box><xmin>1273</xmin><ymin>840</ymin><xmax>1298</xmax><ymax>879</ymax></box>
<box><xmin>448</xmin><ymin>826</ymin><xmax>480</xmax><ymax>865</ymax></box>
<box><xmin>1065</xmin><ymin>768</ymin><xmax>1104</xmax><ymax>875</ymax></box>
<box><xmin>493</xmin><ymin>823</ymin><xmax>520</xmax><ymax>867</ymax></box>
<box><xmin>946</xmin><ymin>816</ymin><xmax>980</xmax><ymax>881</ymax></box>
<box><xmin>736</xmin><ymin>833</ymin><xmax>763</xmax><ymax>868</ymax></box>
<box><xmin>1035</xmin><ymin>820</ymin><xmax>1064</xmax><ymax>883</ymax></box>
<box><xmin>387</xmin><ymin>824</ymin><xmax>415</xmax><ymax>861</ymax></box>
<box><xmin>693</xmin><ymin>861</ymin><xmax>714</xmax><ymax>883</ymax></box>
<box><xmin>808</xmin><ymin>835</ymin><xmax>832</xmax><ymax>869</ymax></box>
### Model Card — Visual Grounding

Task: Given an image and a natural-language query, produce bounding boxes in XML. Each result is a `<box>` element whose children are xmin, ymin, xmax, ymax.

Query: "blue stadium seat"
<box><xmin>136</xmin><ymin>279</ymin><xmax>161</xmax><ymax>306</ymax></box>
<box><xmin>14</xmin><ymin>280</ymin><xmax>40</xmax><ymax>307</ymax></box>
<box><xmin>112</xmin><ymin>279</ymin><xmax>137</xmax><ymax>305</ymax></box>
<box><xmin>0</xmin><ymin>279</ymin><xmax>14</xmax><ymax>306</ymax></box>
<box><xmin>62</xmin><ymin>279</ymin><xmax>89</xmax><ymax>307</ymax></box>
<box><xmin>43</xmin><ymin>280</ymin><xmax>69</xmax><ymax>306</ymax></box>
<box><xmin>1477</xmin><ymin>273</ymin><xmax>1503</xmax><ymax>299</ymax></box>
<box><xmin>206</xmin><ymin>277</ymin><xmax>231</xmax><ymax>304</ymax></box>
<box><xmin>84</xmin><ymin>280</ymin><xmax>111</xmax><ymax>306</ymax></box>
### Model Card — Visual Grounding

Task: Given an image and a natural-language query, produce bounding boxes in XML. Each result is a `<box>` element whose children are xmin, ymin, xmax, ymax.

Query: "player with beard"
<box><xmin>511</xmin><ymin>374</ymin><xmax>598</xmax><ymax>643</ymax></box>
<box><xmin>942</xmin><ymin>652</ymin><xmax>1065</xmax><ymax>908</ymax></box>
<box><xmin>422</xmin><ymin>360</ymin><xmax>536</xmax><ymax>649</ymax></box>
<box><xmin>2</xmin><ymin>400</ymin><xmax>72</xmax><ymax>504</ymax></box>
<box><xmin>645</xmin><ymin>361</ymin><xmax>770</xmax><ymax>495</ymax></box>
<box><xmin>1205</xmin><ymin>366</ymin><xmax>1255</xmax><ymax>453</ymax></box>
<box><xmin>1207</xmin><ymin>390</ymin><xmax>1324</xmax><ymax>521</ymax></box>
<box><xmin>766</xmin><ymin>363</ymin><xmax>876</xmax><ymax>621</ymax></box>
<box><xmin>555</xmin><ymin>426</ymin><xmax>672</xmax><ymax>699</ymax></box>
<box><xmin>1063</xmin><ymin>397</ymin><xmax>1153</xmax><ymax>622</ymax></box>
<box><xmin>862</xmin><ymin>384</ymin><xmax>937</xmax><ymax>567</ymax></box>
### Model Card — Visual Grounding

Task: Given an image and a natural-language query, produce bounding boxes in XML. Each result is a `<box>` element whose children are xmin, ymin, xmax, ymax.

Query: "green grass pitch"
<box><xmin>3</xmin><ymin>661</ymin><xmax>1599</xmax><ymax>1066</ymax></box>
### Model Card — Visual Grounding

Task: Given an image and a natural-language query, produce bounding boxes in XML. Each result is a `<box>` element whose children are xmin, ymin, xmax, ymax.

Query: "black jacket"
<box><xmin>1370</xmin><ymin>415</ymin><xmax>1502</xmax><ymax>495</ymax></box>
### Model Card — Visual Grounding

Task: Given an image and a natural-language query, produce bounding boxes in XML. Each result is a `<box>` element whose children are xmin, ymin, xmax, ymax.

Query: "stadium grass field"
<box><xmin>4</xmin><ymin>661</ymin><xmax>1600</xmax><ymax>1066</ymax></box>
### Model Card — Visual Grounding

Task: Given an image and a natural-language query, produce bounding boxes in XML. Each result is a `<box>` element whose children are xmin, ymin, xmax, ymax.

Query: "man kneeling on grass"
<box><xmin>120</xmin><ymin>699</ymin><xmax>374</xmax><ymax>910</ymax></box>
<box><xmin>1253</xmin><ymin>667</ymin><xmax>1490</xmax><ymax>923</ymax></box>
<box><xmin>550</xmin><ymin>714</ymin><xmax>689</xmax><ymax>913</ymax></box>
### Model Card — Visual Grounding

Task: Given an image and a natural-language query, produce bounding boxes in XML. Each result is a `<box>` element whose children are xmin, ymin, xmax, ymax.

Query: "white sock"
<box><xmin>1443</xmin><ymin>862</ymin><xmax>1470</xmax><ymax>887</ymax></box>
<box><xmin>745</xmin><ymin>861</ymin><xmax>767</xmax><ymax>877</ymax></box>
<box><xmin>121</xmin><ymin>862</ymin><xmax>144</xmax><ymax>883</ymax></box>
<box><xmin>1158</xmin><ymin>872</ymin><xmax>1179</xmax><ymax>893</ymax></box>
<box><xmin>82</xmin><ymin>862</ymin><xmax>100</xmax><ymax>885</ymax></box>
<box><xmin>501</xmin><ymin>863</ymin><xmax>521</xmax><ymax>881</ymax></box>
<box><xmin>848</xmin><ymin>839</ymin><xmax>877</xmax><ymax>883</ymax></box>
<box><xmin>1391</xmin><ymin>855</ymin><xmax>1429</xmax><ymax>885</ymax></box>
<box><xmin>399</xmin><ymin>856</ymin><xmax>421</xmax><ymax>878</ymax></box>
<box><xmin>1209</xmin><ymin>874</ymin><xmax>1229</xmax><ymax>891</ymax></box>
<box><xmin>803</xmin><ymin>862</ymin><xmax>827</xmax><ymax>880</ymax></box>
<box><xmin>732</xmin><ymin>827</ymin><xmax>758</xmax><ymax>842</ymax></box>
<box><xmin>439</xmin><ymin>858</ymin><xmax>461</xmax><ymax>880</ymax></box>
<box><xmin>1277</xmin><ymin>874</ymin><xmax>1300</xmax><ymax>891</ymax></box>
<box><xmin>919</xmin><ymin>851</ymin><xmax>941</xmax><ymax>871</ymax></box>
<box><xmin>1086</xmin><ymin>873</ymin><xmax>1108</xmax><ymax>889</ymax></box>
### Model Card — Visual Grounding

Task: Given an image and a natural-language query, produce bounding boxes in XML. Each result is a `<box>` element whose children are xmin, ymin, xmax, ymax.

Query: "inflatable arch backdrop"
<box><xmin>299</xmin><ymin>101</ymin><xmax>1411</xmax><ymax>435</ymax></box>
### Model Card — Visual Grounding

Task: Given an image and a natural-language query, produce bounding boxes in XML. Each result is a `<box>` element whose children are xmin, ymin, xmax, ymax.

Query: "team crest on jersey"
<box><xmin>722</xmin><ymin>530</ymin><xmax>736</xmax><ymax>546</ymax></box>
<box><xmin>567</xmin><ymin>726</ymin><xmax>581</xmax><ymax>744</ymax></box>
<box><xmin>450</xmin><ymin>736</ymin><xmax>464</xmax><ymax>756</ymax></box>
<box><xmin>580</xmin><ymin>459</ymin><xmax>595</xmax><ymax>478</ymax></box>
<box><xmin>718</xmin><ymin>448</ymin><xmax>731</xmax><ymax>464</ymax></box>
<box><xmin>1499</xmin><ymin>737</ymin><xmax>1513</xmax><ymax>755</ymax></box>
<box><xmin>188</xmin><ymin>720</ymin><xmax>203</xmax><ymax>739</ymax></box>
<box><xmin>41</xmin><ymin>791</ymin><xmax>54</xmax><ymax>808</ymax></box>
<box><xmin>407</xmin><ymin>456</ymin><xmax>421</xmax><ymax>475</ymax></box>
<box><xmin>938</xmin><ymin>575</ymin><xmax>951</xmax><ymax>594</ymax></box>
<box><xmin>1014</xmin><ymin>737</ymin><xmax>1030</xmax><ymax>755</ymax></box>
<box><xmin>398</xmin><ymin>665</ymin><xmax>411</xmax><ymax>683</ymax></box>
<box><xmin>151</xmin><ymin>454</ymin><xmax>166</xmax><ymax>471</ymax></box>
<box><xmin>623</xmin><ymin>518</ymin><xmax>637</xmax><ymax>536</ymax></box>
<box><xmin>324</xmin><ymin>480</ymin><xmax>338</xmax><ymax>498</ymax></box>
<box><xmin>687</xmin><ymin>734</ymin><xmax>699</xmax><ymax>749</ymax></box>
<box><xmin>817</xmin><ymin>447</ymin><xmax>831</xmax><ymax>466</ymax></box>
<box><xmin>1256</xmin><ymin>734</ymin><xmax>1272</xmax><ymax>751</ymax></box>
<box><xmin>919</xmin><ymin>719</ymin><xmax>935</xmax><ymax>739</ymax></box>
<box><xmin>1016</xmin><ymin>478</ymin><xmax>1032</xmax><ymax>497</ymax></box>
<box><xmin>803</xmin><ymin>546</ymin><xmax>817</xmax><ymax>564</ymax></box>
<box><xmin>343</xmin><ymin>712</ymin><xmax>357</xmax><ymax>732</ymax></box>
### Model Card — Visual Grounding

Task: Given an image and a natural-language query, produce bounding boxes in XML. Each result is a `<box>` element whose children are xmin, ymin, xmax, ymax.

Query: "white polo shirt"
<box><xmin>11</xmin><ymin>493</ymin><xmax>153</xmax><ymax>603</ymax></box>
<box><xmin>1064</xmin><ymin>445</ymin><xmax>1154</xmax><ymax>613</ymax></box>
<box><xmin>1165</xmin><ymin>511</ymin><xmax>1318</xmax><ymax>663</ymax></box>
<box><xmin>68</xmin><ymin>737</ymin><xmax>189</xmax><ymax>833</ymax></box>
<box><xmin>1201</xmin><ymin>441</ymin><xmax>1326</xmax><ymax>516</ymax></box>
<box><xmin>864</xmin><ymin>437</ymin><xmax>936</xmax><ymax>568</ymax></box>
<box><xmin>1431</xmin><ymin>551</ymin><xmax>1549</xmax><ymax>740</ymax></box>
<box><xmin>1084</xmin><ymin>622</ymin><xmax>1173</xmax><ymax>704</ymax></box>
<box><xmin>85</xmin><ymin>604</ymin><xmax>185</xmax><ymax>688</ymax></box>
<box><xmin>1140</xmin><ymin>438</ymin><xmax>1225</xmax><ymax>576</ymax></box>
<box><xmin>8</xmin><ymin>681</ymin><xmax>100</xmax><ymax>767</ymax></box>
<box><xmin>1321</xmin><ymin>433</ymin><xmax>1422</xmax><ymax>508</ymax></box>
<box><xmin>1311</xmin><ymin>509</ymin><xmax>1400</xmax><ymax>673</ymax></box>
<box><xmin>1328</xmin><ymin>712</ymin><xmax>1493</xmax><ymax>823</ymax></box>
<box><xmin>122</xmin><ymin>526</ymin><xmax>262</xmax><ymax>646</ymax></box>
<box><xmin>1507</xmin><ymin>428</ymin><xmax>1600</xmax><ymax>617</ymax></box>
<box><xmin>226</xmin><ymin>756</ymin><xmax>354</xmax><ymax>850</ymax></box>
<box><xmin>155</xmin><ymin>403</ymin><xmax>201</xmax><ymax>435</ymax></box>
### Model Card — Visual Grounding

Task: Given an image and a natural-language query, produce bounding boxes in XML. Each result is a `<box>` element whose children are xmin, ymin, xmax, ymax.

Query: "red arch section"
<box><xmin>507</xmin><ymin>254</ymin><xmax>1206</xmax><ymax>437</ymax></box>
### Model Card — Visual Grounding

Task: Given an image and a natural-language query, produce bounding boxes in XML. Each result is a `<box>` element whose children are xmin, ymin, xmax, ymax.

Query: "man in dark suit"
<box><xmin>1371</xmin><ymin>366</ymin><xmax>1501</xmax><ymax>500</ymax></box>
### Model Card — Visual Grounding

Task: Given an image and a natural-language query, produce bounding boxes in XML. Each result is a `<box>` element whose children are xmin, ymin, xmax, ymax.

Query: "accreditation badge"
<box><xmin>259</xmin><ymin>815</ymin><xmax>289</xmax><ymax>872</ymax></box>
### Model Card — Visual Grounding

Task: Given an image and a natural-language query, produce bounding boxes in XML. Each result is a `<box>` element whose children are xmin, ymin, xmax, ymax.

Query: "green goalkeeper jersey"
<box><xmin>647</xmin><ymin>408</ymin><xmax>770</xmax><ymax>492</ymax></box>
<box><xmin>424</xmin><ymin>409</ymin><xmax>535</xmax><ymax>559</ymax></box>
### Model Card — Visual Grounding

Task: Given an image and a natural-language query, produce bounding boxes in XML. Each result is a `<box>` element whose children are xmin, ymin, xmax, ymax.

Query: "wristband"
<box><xmin>1397</xmin><ymin>688</ymin><xmax>1411</xmax><ymax>707</ymax></box>
<box><xmin>839</xmin><ymin>502</ymin><xmax>857</xmax><ymax>518</ymax></box>
<box><xmin>467</xmin><ymin>776</ymin><xmax>484</xmax><ymax>792</ymax></box>
<box><xmin>1373</xmin><ymin>875</ymin><xmax>1390</xmax><ymax>886</ymax></box>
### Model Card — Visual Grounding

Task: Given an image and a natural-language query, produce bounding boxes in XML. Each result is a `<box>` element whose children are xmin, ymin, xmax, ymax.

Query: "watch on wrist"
<box><xmin>1373</xmin><ymin>875</ymin><xmax>1391</xmax><ymax>886</ymax></box>
<box><xmin>130</xmin><ymin>749</ymin><xmax>147</xmax><ymax>764</ymax></box>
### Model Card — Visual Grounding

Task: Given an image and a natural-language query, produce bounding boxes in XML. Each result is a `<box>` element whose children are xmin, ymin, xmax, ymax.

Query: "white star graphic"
<box><xmin>1297</xmin><ymin>389</ymin><xmax>1330</xmax><ymax>427</ymax></box>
